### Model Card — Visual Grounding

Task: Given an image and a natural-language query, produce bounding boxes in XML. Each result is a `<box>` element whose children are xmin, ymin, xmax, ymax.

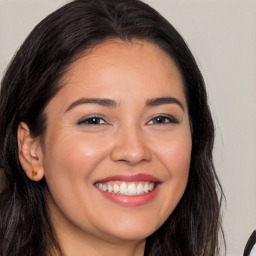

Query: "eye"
<box><xmin>78</xmin><ymin>116</ymin><xmax>107</xmax><ymax>125</ymax></box>
<box><xmin>147</xmin><ymin>115</ymin><xmax>179</xmax><ymax>125</ymax></box>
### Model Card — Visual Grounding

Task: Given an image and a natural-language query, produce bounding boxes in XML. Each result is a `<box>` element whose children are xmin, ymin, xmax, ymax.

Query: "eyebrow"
<box><xmin>65</xmin><ymin>98</ymin><xmax>117</xmax><ymax>112</ymax></box>
<box><xmin>146</xmin><ymin>97</ymin><xmax>184</xmax><ymax>110</ymax></box>
<box><xmin>65</xmin><ymin>96</ymin><xmax>184</xmax><ymax>112</ymax></box>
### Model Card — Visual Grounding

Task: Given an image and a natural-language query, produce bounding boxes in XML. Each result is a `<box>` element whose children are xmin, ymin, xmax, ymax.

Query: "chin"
<box><xmin>97</xmin><ymin>214</ymin><xmax>163</xmax><ymax>242</ymax></box>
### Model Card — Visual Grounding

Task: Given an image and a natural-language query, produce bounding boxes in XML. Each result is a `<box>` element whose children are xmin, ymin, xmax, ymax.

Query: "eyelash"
<box><xmin>77</xmin><ymin>116</ymin><xmax>107</xmax><ymax>125</ymax></box>
<box><xmin>147</xmin><ymin>115</ymin><xmax>179</xmax><ymax>125</ymax></box>
<box><xmin>77</xmin><ymin>115</ymin><xmax>178</xmax><ymax>126</ymax></box>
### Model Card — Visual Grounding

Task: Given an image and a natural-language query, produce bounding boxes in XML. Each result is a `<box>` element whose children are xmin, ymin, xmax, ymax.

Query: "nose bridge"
<box><xmin>110</xmin><ymin>121</ymin><xmax>151</xmax><ymax>164</ymax></box>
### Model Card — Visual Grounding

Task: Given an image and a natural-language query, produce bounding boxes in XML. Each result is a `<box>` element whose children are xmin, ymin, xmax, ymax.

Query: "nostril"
<box><xmin>110</xmin><ymin>142</ymin><xmax>151</xmax><ymax>164</ymax></box>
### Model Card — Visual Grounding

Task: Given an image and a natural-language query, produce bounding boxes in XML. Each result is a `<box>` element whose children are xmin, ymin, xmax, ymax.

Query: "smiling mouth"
<box><xmin>95</xmin><ymin>181</ymin><xmax>156</xmax><ymax>196</ymax></box>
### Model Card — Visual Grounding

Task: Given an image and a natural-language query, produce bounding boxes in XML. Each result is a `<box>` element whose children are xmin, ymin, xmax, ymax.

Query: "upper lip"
<box><xmin>94</xmin><ymin>174</ymin><xmax>162</xmax><ymax>184</ymax></box>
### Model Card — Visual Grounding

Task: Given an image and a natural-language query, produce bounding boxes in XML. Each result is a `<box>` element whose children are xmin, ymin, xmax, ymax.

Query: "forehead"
<box><xmin>49</xmin><ymin>39</ymin><xmax>186</xmax><ymax>109</ymax></box>
<box><xmin>68</xmin><ymin>39</ymin><xmax>181</xmax><ymax>77</ymax></box>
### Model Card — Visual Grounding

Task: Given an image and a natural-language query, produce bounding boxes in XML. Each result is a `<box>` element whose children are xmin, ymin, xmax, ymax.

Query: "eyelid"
<box><xmin>76</xmin><ymin>113</ymin><xmax>179</xmax><ymax>126</ymax></box>
<box><xmin>146</xmin><ymin>114</ymin><xmax>179</xmax><ymax>125</ymax></box>
<box><xmin>77</xmin><ymin>114</ymin><xmax>108</xmax><ymax>125</ymax></box>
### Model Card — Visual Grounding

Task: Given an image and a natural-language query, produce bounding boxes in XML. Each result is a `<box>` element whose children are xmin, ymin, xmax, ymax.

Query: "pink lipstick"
<box><xmin>94</xmin><ymin>174</ymin><xmax>161</xmax><ymax>207</ymax></box>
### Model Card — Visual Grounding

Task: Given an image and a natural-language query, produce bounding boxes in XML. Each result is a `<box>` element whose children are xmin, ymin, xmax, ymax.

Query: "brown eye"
<box><xmin>148</xmin><ymin>115</ymin><xmax>179</xmax><ymax>125</ymax></box>
<box><xmin>78</xmin><ymin>117</ymin><xmax>107</xmax><ymax>125</ymax></box>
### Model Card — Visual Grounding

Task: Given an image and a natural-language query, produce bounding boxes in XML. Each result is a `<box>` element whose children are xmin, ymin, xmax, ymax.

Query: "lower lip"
<box><xmin>96</xmin><ymin>185</ymin><xmax>160</xmax><ymax>207</ymax></box>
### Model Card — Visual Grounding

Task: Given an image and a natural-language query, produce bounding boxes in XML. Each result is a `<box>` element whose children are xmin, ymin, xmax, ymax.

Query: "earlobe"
<box><xmin>17</xmin><ymin>122</ymin><xmax>44</xmax><ymax>181</ymax></box>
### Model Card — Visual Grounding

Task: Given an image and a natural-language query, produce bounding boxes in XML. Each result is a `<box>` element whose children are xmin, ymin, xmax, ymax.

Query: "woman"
<box><xmin>0</xmin><ymin>0</ymin><xmax>224</xmax><ymax>255</ymax></box>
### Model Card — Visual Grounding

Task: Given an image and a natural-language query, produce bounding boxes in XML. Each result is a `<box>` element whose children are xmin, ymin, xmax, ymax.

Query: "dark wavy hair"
<box><xmin>0</xmin><ymin>0</ymin><xmax>224</xmax><ymax>255</ymax></box>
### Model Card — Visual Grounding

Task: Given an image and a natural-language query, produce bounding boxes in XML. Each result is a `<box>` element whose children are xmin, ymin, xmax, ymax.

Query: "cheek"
<box><xmin>42</xmin><ymin>133</ymin><xmax>112</xmax><ymax>205</ymax></box>
<box><xmin>42</xmin><ymin>133</ymin><xmax>112</xmax><ymax>223</ymax></box>
<box><xmin>44</xmin><ymin>134</ymin><xmax>107</xmax><ymax>176</ymax></box>
<box><xmin>154</xmin><ymin>131</ymin><xmax>192</xmax><ymax>176</ymax></box>
<box><xmin>151</xmin><ymin>130</ymin><xmax>192</xmax><ymax>218</ymax></box>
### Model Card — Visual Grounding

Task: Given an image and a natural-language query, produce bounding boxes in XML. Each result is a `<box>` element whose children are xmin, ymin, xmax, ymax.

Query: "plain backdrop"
<box><xmin>0</xmin><ymin>1</ymin><xmax>255</xmax><ymax>255</ymax></box>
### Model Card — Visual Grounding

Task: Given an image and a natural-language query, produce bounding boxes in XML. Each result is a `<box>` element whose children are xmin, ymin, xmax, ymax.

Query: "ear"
<box><xmin>17</xmin><ymin>122</ymin><xmax>44</xmax><ymax>181</ymax></box>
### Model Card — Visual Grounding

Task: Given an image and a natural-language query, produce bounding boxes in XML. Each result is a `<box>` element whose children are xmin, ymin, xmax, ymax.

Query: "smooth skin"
<box><xmin>18</xmin><ymin>39</ymin><xmax>192</xmax><ymax>256</ymax></box>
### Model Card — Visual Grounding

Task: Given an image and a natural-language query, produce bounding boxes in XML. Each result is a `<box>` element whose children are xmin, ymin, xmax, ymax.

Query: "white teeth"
<box><xmin>128</xmin><ymin>183</ymin><xmax>137</xmax><ymax>195</ymax></box>
<box><xmin>97</xmin><ymin>183</ymin><xmax>107</xmax><ymax>191</ymax></box>
<box><xmin>148</xmin><ymin>183</ymin><xmax>154</xmax><ymax>191</ymax></box>
<box><xmin>113</xmin><ymin>184</ymin><xmax>119</xmax><ymax>193</ymax></box>
<box><xmin>144</xmin><ymin>184</ymin><xmax>149</xmax><ymax>193</ymax></box>
<box><xmin>107</xmin><ymin>184</ymin><xmax>113</xmax><ymax>193</ymax></box>
<box><xmin>96</xmin><ymin>181</ymin><xmax>156</xmax><ymax>195</ymax></box>
<box><xmin>136</xmin><ymin>184</ymin><xmax>144</xmax><ymax>194</ymax></box>
<box><xmin>120</xmin><ymin>183</ymin><xmax>127</xmax><ymax>195</ymax></box>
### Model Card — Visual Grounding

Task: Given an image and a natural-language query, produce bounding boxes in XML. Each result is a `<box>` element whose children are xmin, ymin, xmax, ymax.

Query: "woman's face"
<box><xmin>40</xmin><ymin>39</ymin><xmax>192</xmax><ymax>243</ymax></box>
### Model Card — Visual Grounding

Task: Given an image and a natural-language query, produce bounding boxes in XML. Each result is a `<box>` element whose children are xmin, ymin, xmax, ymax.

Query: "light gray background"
<box><xmin>0</xmin><ymin>1</ymin><xmax>255</xmax><ymax>255</ymax></box>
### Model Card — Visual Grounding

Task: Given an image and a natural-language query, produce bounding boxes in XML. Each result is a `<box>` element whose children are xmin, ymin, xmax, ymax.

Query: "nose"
<box><xmin>110</xmin><ymin>126</ymin><xmax>152</xmax><ymax>165</ymax></box>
